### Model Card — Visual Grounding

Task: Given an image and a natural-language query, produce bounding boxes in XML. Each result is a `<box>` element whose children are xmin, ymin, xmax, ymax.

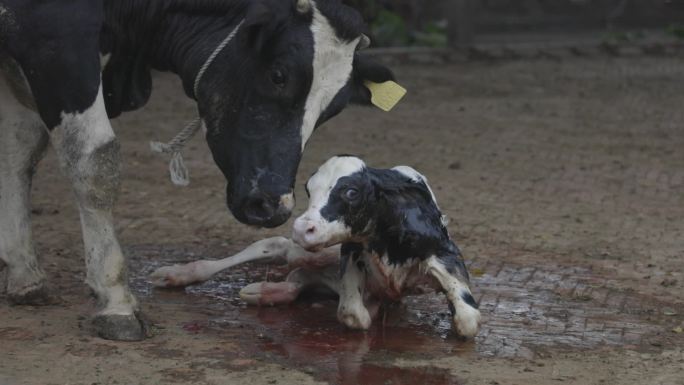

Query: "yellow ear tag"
<box><xmin>364</xmin><ymin>80</ymin><xmax>407</xmax><ymax>112</ymax></box>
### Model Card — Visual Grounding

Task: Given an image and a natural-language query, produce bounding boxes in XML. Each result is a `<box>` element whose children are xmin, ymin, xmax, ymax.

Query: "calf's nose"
<box><xmin>293</xmin><ymin>216</ymin><xmax>318</xmax><ymax>246</ymax></box>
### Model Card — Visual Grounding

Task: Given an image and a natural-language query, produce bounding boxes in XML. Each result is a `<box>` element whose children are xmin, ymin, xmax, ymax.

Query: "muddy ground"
<box><xmin>1</xmin><ymin>56</ymin><xmax>684</xmax><ymax>385</ymax></box>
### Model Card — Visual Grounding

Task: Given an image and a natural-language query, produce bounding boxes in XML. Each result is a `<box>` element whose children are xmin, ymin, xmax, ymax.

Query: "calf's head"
<box><xmin>197</xmin><ymin>0</ymin><xmax>393</xmax><ymax>228</ymax></box>
<box><xmin>293</xmin><ymin>156</ymin><xmax>448</xmax><ymax>253</ymax></box>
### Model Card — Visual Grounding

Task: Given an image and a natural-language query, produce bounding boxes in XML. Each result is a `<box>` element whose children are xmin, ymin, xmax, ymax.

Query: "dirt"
<box><xmin>1</xmin><ymin>56</ymin><xmax>684</xmax><ymax>385</ymax></box>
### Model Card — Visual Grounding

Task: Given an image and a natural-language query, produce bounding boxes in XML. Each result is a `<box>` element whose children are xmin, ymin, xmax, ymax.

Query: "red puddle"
<box><xmin>239</xmin><ymin>299</ymin><xmax>469</xmax><ymax>385</ymax></box>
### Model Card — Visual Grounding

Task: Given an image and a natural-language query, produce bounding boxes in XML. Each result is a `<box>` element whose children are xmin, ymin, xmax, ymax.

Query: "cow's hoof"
<box><xmin>8</xmin><ymin>284</ymin><xmax>60</xmax><ymax>306</ymax></box>
<box><xmin>92</xmin><ymin>312</ymin><xmax>149</xmax><ymax>341</ymax></box>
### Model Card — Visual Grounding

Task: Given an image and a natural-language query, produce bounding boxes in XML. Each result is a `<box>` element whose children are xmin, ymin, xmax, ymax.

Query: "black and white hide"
<box><xmin>0</xmin><ymin>0</ymin><xmax>393</xmax><ymax>340</ymax></box>
<box><xmin>150</xmin><ymin>156</ymin><xmax>481</xmax><ymax>337</ymax></box>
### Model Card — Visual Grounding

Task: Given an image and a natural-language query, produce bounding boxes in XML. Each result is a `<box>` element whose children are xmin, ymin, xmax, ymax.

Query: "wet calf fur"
<box><xmin>151</xmin><ymin>156</ymin><xmax>481</xmax><ymax>337</ymax></box>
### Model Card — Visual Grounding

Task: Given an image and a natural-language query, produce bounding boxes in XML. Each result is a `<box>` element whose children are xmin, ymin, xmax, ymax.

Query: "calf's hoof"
<box><xmin>8</xmin><ymin>284</ymin><xmax>60</xmax><ymax>306</ymax></box>
<box><xmin>239</xmin><ymin>282</ymin><xmax>300</xmax><ymax>306</ymax></box>
<box><xmin>452</xmin><ymin>305</ymin><xmax>481</xmax><ymax>338</ymax></box>
<box><xmin>149</xmin><ymin>263</ymin><xmax>200</xmax><ymax>288</ymax></box>
<box><xmin>338</xmin><ymin>307</ymin><xmax>372</xmax><ymax>330</ymax></box>
<box><xmin>92</xmin><ymin>312</ymin><xmax>149</xmax><ymax>341</ymax></box>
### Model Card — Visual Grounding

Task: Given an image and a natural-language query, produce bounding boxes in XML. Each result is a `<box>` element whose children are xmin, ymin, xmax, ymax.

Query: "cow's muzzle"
<box><xmin>241</xmin><ymin>191</ymin><xmax>294</xmax><ymax>228</ymax></box>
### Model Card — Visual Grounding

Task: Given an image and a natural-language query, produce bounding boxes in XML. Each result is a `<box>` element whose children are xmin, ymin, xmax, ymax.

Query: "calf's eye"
<box><xmin>344</xmin><ymin>188</ymin><xmax>359</xmax><ymax>201</ymax></box>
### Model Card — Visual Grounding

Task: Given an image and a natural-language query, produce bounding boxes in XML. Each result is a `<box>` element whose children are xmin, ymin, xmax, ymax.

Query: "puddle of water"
<box><xmin>126</xmin><ymin>244</ymin><xmax>684</xmax><ymax>383</ymax></box>
<box><xmin>128</xmin><ymin>244</ymin><xmax>470</xmax><ymax>384</ymax></box>
<box><xmin>238</xmin><ymin>299</ymin><xmax>467</xmax><ymax>384</ymax></box>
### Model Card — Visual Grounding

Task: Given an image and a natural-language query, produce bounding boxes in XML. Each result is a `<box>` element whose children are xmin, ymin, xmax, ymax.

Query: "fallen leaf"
<box><xmin>672</xmin><ymin>327</ymin><xmax>683</xmax><ymax>334</ymax></box>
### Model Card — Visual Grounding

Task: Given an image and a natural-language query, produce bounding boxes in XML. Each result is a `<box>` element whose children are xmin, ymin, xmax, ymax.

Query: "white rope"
<box><xmin>150</xmin><ymin>19</ymin><xmax>245</xmax><ymax>186</ymax></box>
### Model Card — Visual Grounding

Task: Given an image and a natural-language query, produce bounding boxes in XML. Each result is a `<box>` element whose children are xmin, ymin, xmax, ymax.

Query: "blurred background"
<box><xmin>344</xmin><ymin>0</ymin><xmax>684</xmax><ymax>49</ymax></box>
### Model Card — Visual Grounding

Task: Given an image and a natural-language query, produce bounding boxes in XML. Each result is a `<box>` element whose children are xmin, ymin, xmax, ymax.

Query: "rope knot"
<box><xmin>149</xmin><ymin>118</ymin><xmax>202</xmax><ymax>187</ymax></box>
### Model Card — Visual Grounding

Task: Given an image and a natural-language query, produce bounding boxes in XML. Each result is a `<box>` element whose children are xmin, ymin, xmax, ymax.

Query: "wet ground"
<box><xmin>2</xmin><ymin>56</ymin><xmax>684</xmax><ymax>385</ymax></box>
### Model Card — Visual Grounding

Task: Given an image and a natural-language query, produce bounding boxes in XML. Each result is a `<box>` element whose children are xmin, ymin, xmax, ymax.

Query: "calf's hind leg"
<box><xmin>0</xmin><ymin>73</ymin><xmax>50</xmax><ymax>304</ymax></box>
<box><xmin>240</xmin><ymin>265</ymin><xmax>340</xmax><ymax>306</ymax></box>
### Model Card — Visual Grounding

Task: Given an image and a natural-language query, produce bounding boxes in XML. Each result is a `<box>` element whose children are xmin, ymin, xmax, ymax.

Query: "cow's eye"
<box><xmin>270</xmin><ymin>68</ymin><xmax>287</xmax><ymax>87</ymax></box>
<box><xmin>343</xmin><ymin>188</ymin><xmax>359</xmax><ymax>201</ymax></box>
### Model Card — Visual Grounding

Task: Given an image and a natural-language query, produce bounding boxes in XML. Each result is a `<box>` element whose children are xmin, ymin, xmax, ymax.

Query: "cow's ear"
<box><xmin>243</xmin><ymin>1</ymin><xmax>276</xmax><ymax>52</ymax></box>
<box><xmin>350</xmin><ymin>54</ymin><xmax>395</xmax><ymax>105</ymax></box>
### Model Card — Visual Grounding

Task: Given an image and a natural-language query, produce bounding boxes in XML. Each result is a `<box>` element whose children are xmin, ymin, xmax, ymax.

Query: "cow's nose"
<box><xmin>244</xmin><ymin>195</ymin><xmax>275</xmax><ymax>223</ymax></box>
<box><xmin>242</xmin><ymin>192</ymin><xmax>291</xmax><ymax>228</ymax></box>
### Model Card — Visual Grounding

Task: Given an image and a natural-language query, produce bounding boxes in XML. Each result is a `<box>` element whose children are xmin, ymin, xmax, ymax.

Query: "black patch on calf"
<box><xmin>319</xmin><ymin>165</ymin><xmax>458</xmax><ymax>266</ymax></box>
<box><xmin>461</xmin><ymin>291</ymin><xmax>478</xmax><ymax>309</ymax></box>
<box><xmin>448</xmin><ymin>301</ymin><xmax>456</xmax><ymax>316</ymax></box>
<box><xmin>339</xmin><ymin>242</ymin><xmax>363</xmax><ymax>278</ymax></box>
<box><xmin>368</xmin><ymin>169</ymin><xmax>454</xmax><ymax>265</ymax></box>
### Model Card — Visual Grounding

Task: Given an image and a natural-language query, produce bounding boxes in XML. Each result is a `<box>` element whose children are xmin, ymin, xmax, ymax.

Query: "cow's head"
<box><xmin>197</xmin><ymin>0</ymin><xmax>394</xmax><ymax>228</ymax></box>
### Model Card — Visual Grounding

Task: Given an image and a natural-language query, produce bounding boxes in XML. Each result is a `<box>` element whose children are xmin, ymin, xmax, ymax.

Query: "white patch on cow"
<box><xmin>50</xmin><ymin>82</ymin><xmax>138</xmax><ymax>317</ymax></box>
<box><xmin>280</xmin><ymin>192</ymin><xmax>295</xmax><ymax>211</ymax></box>
<box><xmin>0</xmin><ymin>73</ymin><xmax>49</xmax><ymax>297</ymax></box>
<box><xmin>392</xmin><ymin>165</ymin><xmax>449</xmax><ymax>226</ymax></box>
<box><xmin>54</xmin><ymin>85</ymin><xmax>115</xmax><ymax>151</ymax></box>
<box><xmin>422</xmin><ymin>256</ymin><xmax>480</xmax><ymax>337</ymax></box>
<box><xmin>299</xmin><ymin>2</ymin><xmax>360</xmax><ymax>150</ymax></box>
<box><xmin>293</xmin><ymin>156</ymin><xmax>365</xmax><ymax>249</ymax></box>
<box><xmin>99</xmin><ymin>53</ymin><xmax>111</xmax><ymax>70</ymax></box>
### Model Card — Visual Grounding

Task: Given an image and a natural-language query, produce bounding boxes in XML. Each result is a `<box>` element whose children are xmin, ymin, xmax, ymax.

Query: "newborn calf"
<box><xmin>150</xmin><ymin>156</ymin><xmax>481</xmax><ymax>337</ymax></box>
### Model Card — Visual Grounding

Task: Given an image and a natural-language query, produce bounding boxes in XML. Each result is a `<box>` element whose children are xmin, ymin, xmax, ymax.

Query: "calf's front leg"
<box><xmin>337</xmin><ymin>252</ymin><xmax>371</xmax><ymax>330</ymax></box>
<box><xmin>423</xmin><ymin>255</ymin><xmax>480</xmax><ymax>337</ymax></box>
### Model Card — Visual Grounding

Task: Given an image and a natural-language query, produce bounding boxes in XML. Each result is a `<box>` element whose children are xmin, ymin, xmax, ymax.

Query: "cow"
<box><xmin>150</xmin><ymin>156</ymin><xmax>481</xmax><ymax>337</ymax></box>
<box><xmin>0</xmin><ymin>0</ymin><xmax>394</xmax><ymax>340</ymax></box>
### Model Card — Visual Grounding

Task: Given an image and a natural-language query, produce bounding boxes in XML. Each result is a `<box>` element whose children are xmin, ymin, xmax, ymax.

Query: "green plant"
<box><xmin>666</xmin><ymin>24</ymin><xmax>684</xmax><ymax>39</ymax></box>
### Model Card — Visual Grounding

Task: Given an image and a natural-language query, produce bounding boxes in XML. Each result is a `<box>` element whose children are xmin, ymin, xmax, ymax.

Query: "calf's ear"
<box><xmin>350</xmin><ymin>54</ymin><xmax>395</xmax><ymax>105</ymax></box>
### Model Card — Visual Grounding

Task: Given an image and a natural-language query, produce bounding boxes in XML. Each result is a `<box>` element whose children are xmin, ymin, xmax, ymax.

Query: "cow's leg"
<box><xmin>422</xmin><ymin>256</ymin><xmax>480</xmax><ymax>337</ymax></box>
<box><xmin>337</xmin><ymin>254</ymin><xmax>371</xmax><ymax>330</ymax></box>
<box><xmin>46</xmin><ymin>84</ymin><xmax>145</xmax><ymax>340</ymax></box>
<box><xmin>0</xmin><ymin>73</ymin><xmax>50</xmax><ymax>305</ymax></box>
<box><xmin>10</xmin><ymin>2</ymin><xmax>144</xmax><ymax>340</ymax></box>
<box><xmin>240</xmin><ymin>265</ymin><xmax>340</xmax><ymax>306</ymax></box>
